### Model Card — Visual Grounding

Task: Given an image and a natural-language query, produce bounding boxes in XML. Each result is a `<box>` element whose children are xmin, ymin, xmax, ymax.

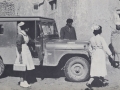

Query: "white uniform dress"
<box><xmin>15</xmin><ymin>31</ymin><xmax>35</xmax><ymax>70</ymax></box>
<box><xmin>89</xmin><ymin>34</ymin><xmax>112</xmax><ymax>77</ymax></box>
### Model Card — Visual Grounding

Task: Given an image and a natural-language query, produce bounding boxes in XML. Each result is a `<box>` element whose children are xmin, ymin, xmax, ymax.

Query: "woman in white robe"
<box><xmin>16</xmin><ymin>22</ymin><xmax>35</xmax><ymax>88</ymax></box>
<box><xmin>86</xmin><ymin>25</ymin><xmax>114</xmax><ymax>89</ymax></box>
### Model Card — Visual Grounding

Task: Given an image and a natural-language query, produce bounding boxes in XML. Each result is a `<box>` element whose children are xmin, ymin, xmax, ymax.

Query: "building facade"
<box><xmin>0</xmin><ymin>0</ymin><xmax>120</xmax><ymax>44</ymax></box>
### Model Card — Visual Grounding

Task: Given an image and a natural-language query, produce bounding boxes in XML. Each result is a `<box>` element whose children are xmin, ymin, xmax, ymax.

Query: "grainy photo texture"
<box><xmin>0</xmin><ymin>0</ymin><xmax>120</xmax><ymax>90</ymax></box>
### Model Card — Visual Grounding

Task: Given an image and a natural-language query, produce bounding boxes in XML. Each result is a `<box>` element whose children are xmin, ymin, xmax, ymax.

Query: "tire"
<box><xmin>0</xmin><ymin>58</ymin><xmax>4</xmax><ymax>77</ymax></box>
<box><xmin>64</xmin><ymin>56</ymin><xmax>90</xmax><ymax>82</ymax></box>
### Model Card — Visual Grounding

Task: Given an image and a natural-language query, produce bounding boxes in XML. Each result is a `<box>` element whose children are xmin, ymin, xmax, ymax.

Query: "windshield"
<box><xmin>42</xmin><ymin>22</ymin><xmax>54</xmax><ymax>35</ymax></box>
<box><xmin>37</xmin><ymin>21</ymin><xmax>59</xmax><ymax>39</ymax></box>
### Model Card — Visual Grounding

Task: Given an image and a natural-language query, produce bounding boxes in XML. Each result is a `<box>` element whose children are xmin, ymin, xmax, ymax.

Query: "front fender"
<box><xmin>43</xmin><ymin>49</ymin><xmax>89</xmax><ymax>66</ymax></box>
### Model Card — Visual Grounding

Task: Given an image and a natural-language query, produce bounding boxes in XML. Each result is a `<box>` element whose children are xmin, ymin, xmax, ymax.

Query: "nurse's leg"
<box><xmin>86</xmin><ymin>77</ymin><xmax>94</xmax><ymax>90</ymax></box>
<box><xmin>87</xmin><ymin>77</ymin><xmax>94</xmax><ymax>84</ymax></box>
<box><xmin>23</xmin><ymin>70</ymin><xmax>31</xmax><ymax>87</ymax></box>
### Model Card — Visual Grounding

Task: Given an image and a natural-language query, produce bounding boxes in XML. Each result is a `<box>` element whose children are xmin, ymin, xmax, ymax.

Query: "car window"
<box><xmin>36</xmin><ymin>21</ymin><xmax>59</xmax><ymax>39</ymax></box>
<box><xmin>42</xmin><ymin>23</ymin><xmax>54</xmax><ymax>35</ymax></box>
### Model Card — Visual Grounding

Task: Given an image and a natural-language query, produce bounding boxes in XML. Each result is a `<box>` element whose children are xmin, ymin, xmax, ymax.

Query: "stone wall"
<box><xmin>89</xmin><ymin>0</ymin><xmax>120</xmax><ymax>44</ymax></box>
<box><xmin>0</xmin><ymin>0</ymin><xmax>15</xmax><ymax>16</ymax></box>
<box><xmin>43</xmin><ymin>0</ymin><xmax>91</xmax><ymax>41</ymax></box>
<box><xmin>0</xmin><ymin>0</ymin><xmax>45</xmax><ymax>16</ymax></box>
<box><xmin>0</xmin><ymin>0</ymin><xmax>120</xmax><ymax>44</ymax></box>
<box><xmin>44</xmin><ymin>0</ymin><xmax>120</xmax><ymax>44</ymax></box>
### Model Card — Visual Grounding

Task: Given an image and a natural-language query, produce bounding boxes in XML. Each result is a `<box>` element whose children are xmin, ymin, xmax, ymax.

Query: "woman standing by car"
<box><xmin>16</xmin><ymin>22</ymin><xmax>35</xmax><ymax>88</ymax></box>
<box><xmin>86</xmin><ymin>25</ymin><xmax>114</xmax><ymax>90</ymax></box>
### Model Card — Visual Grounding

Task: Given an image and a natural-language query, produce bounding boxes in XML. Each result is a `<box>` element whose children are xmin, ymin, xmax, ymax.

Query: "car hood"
<box><xmin>46</xmin><ymin>39</ymin><xmax>89</xmax><ymax>50</ymax></box>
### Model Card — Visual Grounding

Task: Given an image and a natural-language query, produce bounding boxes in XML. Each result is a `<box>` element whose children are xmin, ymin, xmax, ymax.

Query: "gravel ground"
<box><xmin>0</xmin><ymin>62</ymin><xmax>120</xmax><ymax>90</ymax></box>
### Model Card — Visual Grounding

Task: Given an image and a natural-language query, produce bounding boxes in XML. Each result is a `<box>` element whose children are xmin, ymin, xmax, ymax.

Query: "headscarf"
<box><xmin>17</xmin><ymin>22</ymin><xmax>25</xmax><ymax>34</ymax></box>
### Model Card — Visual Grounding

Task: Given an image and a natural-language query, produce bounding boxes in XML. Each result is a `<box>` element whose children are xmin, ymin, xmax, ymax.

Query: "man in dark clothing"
<box><xmin>60</xmin><ymin>18</ymin><xmax>77</xmax><ymax>40</ymax></box>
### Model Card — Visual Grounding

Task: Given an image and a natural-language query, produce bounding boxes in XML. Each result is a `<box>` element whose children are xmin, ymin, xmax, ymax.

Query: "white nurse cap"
<box><xmin>18</xmin><ymin>22</ymin><xmax>25</xmax><ymax>27</ymax></box>
<box><xmin>91</xmin><ymin>25</ymin><xmax>100</xmax><ymax>31</ymax></box>
<box><xmin>116</xmin><ymin>22</ymin><xmax>120</xmax><ymax>25</ymax></box>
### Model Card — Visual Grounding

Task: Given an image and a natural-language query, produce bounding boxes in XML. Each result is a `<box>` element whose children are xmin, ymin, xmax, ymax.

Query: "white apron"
<box><xmin>15</xmin><ymin>31</ymin><xmax>35</xmax><ymax>70</ymax></box>
<box><xmin>89</xmin><ymin>35</ymin><xmax>112</xmax><ymax>77</ymax></box>
<box><xmin>90</xmin><ymin>49</ymin><xmax>107</xmax><ymax>77</ymax></box>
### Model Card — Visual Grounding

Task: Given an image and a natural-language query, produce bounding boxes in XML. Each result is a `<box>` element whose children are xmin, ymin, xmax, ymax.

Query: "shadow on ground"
<box><xmin>0</xmin><ymin>65</ymin><xmax>65</xmax><ymax>83</ymax></box>
<box><xmin>91</xmin><ymin>78</ymin><xmax>109</xmax><ymax>87</ymax></box>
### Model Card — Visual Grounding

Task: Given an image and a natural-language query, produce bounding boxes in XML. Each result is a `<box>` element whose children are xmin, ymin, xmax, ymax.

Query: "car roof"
<box><xmin>0</xmin><ymin>16</ymin><xmax>55</xmax><ymax>22</ymax></box>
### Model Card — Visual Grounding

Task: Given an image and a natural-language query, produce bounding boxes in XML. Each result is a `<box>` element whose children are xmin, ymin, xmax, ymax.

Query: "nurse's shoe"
<box><xmin>24</xmin><ymin>81</ymin><xmax>31</xmax><ymax>87</ymax></box>
<box><xmin>86</xmin><ymin>83</ymin><xmax>93</xmax><ymax>90</ymax></box>
<box><xmin>20</xmin><ymin>82</ymin><xmax>29</xmax><ymax>88</ymax></box>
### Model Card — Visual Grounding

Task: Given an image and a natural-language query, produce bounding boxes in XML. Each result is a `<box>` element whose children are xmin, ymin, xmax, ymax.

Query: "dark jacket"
<box><xmin>60</xmin><ymin>25</ymin><xmax>77</xmax><ymax>40</ymax></box>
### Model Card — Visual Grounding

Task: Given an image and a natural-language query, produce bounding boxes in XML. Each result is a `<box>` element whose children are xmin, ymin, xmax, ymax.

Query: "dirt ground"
<box><xmin>0</xmin><ymin>62</ymin><xmax>120</xmax><ymax>90</ymax></box>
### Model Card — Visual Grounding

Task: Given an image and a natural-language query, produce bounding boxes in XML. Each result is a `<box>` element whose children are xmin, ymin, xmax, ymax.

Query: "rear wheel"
<box><xmin>64</xmin><ymin>56</ymin><xmax>90</xmax><ymax>82</ymax></box>
<box><xmin>0</xmin><ymin>58</ymin><xmax>4</xmax><ymax>77</ymax></box>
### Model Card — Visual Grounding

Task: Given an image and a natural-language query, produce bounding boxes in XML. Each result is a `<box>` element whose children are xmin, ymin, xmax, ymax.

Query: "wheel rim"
<box><xmin>71</xmin><ymin>63</ymin><xmax>84</xmax><ymax>76</ymax></box>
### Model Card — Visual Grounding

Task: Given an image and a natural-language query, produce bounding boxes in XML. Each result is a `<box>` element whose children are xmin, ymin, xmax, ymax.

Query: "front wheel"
<box><xmin>64</xmin><ymin>56</ymin><xmax>90</xmax><ymax>82</ymax></box>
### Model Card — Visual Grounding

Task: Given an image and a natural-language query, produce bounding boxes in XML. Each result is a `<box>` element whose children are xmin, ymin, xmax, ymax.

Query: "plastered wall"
<box><xmin>0</xmin><ymin>0</ymin><xmax>120</xmax><ymax>44</ymax></box>
<box><xmin>43</xmin><ymin>0</ymin><xmax>120</xmax><ymax>44</ymax></box>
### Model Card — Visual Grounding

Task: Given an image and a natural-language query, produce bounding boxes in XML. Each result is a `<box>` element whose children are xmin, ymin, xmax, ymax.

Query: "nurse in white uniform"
<box><xmin>86</xmin><ymin>25</ymin><xmax>114</xmax><ymax>89</ymax></box>
<box><xmin>16</xmin><ymin>22</ymin><xmax>35</xmax><ymax>88</ymax></box>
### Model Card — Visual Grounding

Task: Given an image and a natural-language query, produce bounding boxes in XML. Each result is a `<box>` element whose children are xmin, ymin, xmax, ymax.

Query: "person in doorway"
<box><xmin>60</xmin><ymin>18</ymin><xmax>77</xmax><ymax>40</ymax></box>
<box><xmin>86</xmin><ymin>25</ymin><xmax>114</xmax><ymax>90</ymax></box>
<box><xmin>16</xmin><ymin>22</ymin><xmax>35</xmax><ymax>88</ymax></box>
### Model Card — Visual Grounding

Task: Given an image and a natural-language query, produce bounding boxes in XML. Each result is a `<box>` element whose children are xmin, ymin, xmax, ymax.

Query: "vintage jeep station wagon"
<box><xmin>0</xmin><ymin>16</ymin><xmax>90</xmax><ymax>82</ymax></box>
